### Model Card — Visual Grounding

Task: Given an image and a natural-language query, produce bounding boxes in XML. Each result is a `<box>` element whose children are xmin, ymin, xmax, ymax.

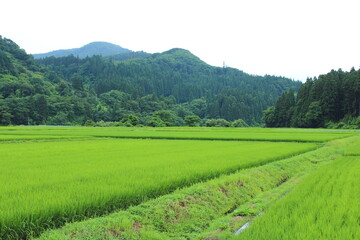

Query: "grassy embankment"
<box><xmin>35</xmin><ymin>134</ymin><xmax>359</xmax><ymax>239</ymax></box>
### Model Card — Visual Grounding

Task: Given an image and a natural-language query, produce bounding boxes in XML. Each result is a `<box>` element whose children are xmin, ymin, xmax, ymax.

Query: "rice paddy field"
<box><xmin>0</xmin><ymin>126</ymin><xmax>356</xmax><ymax>142</ymax></box>
<box><xmin>0</xmin><ymin>126</ymin><xmax>358</xmax><ymax>239</ymax></box>
<box><xmin>236</xmin><ymin>156</ymin><xmax>360</xmax><ymax>240</ymax></box>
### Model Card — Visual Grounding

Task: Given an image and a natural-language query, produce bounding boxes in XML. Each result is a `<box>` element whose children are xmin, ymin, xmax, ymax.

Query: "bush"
<box><xmin>83</xmin><ymin>120</ymin><xmax>96</xmax><ymax>127</ymax></box>
<box><xmin>96</xmin><ymin>121</ymin><xmax>116</xmax><ymax>127</ymax></box>
<box><xmin>146</xmin><ymin>116</ymin><xmax>166</xmax><ymax>127</ymax></box>
<box><xmin>121</xmin><ymin>114</ymin><xmax>139</xmax><ymax>127</ymax></box>
<box><xmin>351</xmin><ymin>116</ymin><xmax>360</xmax><ymax>128</ymax></box>
<box><xmin>232</xmin><ymin>119</ymin><xmax>249</xmax><ymax>128</ymax></box>
<box><xmin>184</xmin><ymin>115</ymin><xmax>201</xmax><ymax>127</ymax></box>
<box><xmin>152</xmin><ymin>110</ymin><xmax>177</xmax><ymax>126</ymax></box>
<box><xmin>326</xmin><ymin>116</ymin><xmax>360</xmax><ymax>129</ymax></box>
<box><xmin>205</xmin><ymin>119</ymin><xmax>231</xmax><ymax>127</ymax></box>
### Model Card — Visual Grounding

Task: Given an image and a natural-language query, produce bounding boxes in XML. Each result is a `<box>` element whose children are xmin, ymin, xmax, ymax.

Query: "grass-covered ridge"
<box><xmin>35</xmin><ymin>134</ymin><xmax>355</xmax><ymax>240</ymax></box>
<box><xmin>0</xmin><ymin>137</ymin><xmax>316</xmax><ymax>239</ymax></box>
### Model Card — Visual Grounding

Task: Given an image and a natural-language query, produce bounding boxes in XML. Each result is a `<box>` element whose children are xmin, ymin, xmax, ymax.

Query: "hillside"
<box><xmin>0</xmin><ymin>36</ymin><xmax>301</xmax><ymax>126</ymax></box>
<box><xmin>33</xmin><ymin>41</ymin><xmax>131</xmax><ymax>59</ymax></box>
<box><xmin>263</xmin><ymin>68</ymin><xmax>360</xmax><ymax>128</ymax></box>
<box><xmin>37</xmin><ymin>48</ymin><xmax>301</xmax><ymax>124</ymax></box>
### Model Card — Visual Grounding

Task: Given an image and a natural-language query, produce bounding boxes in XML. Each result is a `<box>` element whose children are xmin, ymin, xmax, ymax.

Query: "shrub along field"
<box><xmin>0</xmin><ymin>137</ymin><xmax>316</xmax><ymax>239</ymax></box>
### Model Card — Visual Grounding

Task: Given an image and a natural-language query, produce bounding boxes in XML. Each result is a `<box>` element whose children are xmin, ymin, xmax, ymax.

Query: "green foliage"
<box><xmin>84</xmin><ymin>119</ymin><xmax>96</xmax><ymax>127</ymax></box>
<box><xmin>305</xmin><ymin>101</ymin><xmax>323</xmax><ymax>127</ymax></box>
<box><xmin>205</xmin><ymin>118</ymin><xmax>231</xmax><ymax>127</ymax></box>
<box><xmin>262</xmin><ymin>106</ymin><xmax>276</xmax><ymax>127</ymax></box>
<box><xmin>267</xmin><ymin>68</ymin><xmax>360</xmax><ymax>128</ymax></box>
<box><xmin>71</xmin><ymin>74</ymin><xmax>84</xmax><ymax>91</ymax></box>
<box><xmin>152</xmin><ymin>110</ymin><xmax>177</xmax><ymax>126</ymax></box>
<box><xmin>0</xmin><ymin>36</ymin><xmax>302</xmax><ymax>126</ymax></box>
<box><xmin>184</xmin><ymin>115</ymin><xmax>201</xmax><ymax>127</ymax></box>
<box><xmin>146</xmin><ymin>116</ymin><xmax>166</xmax><ymax>127</ymax></box>
<box><xmin>46</xmin><ymin>112</ymin><xmax>69</xmax><ymax>125</ymax></box>
<box><xmin>95</xmin><ymin>120</ymin><xmax>116</xmax><ymax>127</ymax></box>
<box><xmin>36</xmin><ymin>46</ymin><xmax>299</xmax><ymax>124</ymax></box>
<box><xmin>110</xmin><ymin>51</ymin><xmax>151</xmax><ymax>61</ymax></box>
<box><xmin>0</xmin><ymin>101</ymin><xmax>12</xmax><ymax>125</ymax></box>
<box><xmin>189</xmin><ymin>98</ymin><xmax>207</xmax><ymax>118</ymax></box>
<box><xmin>231</xmin><ymin>119</ymin><xmax>249</xmax><ymax>128</ymax></box>
<box><xmin>326</xmin><ymin>115</ymin><xmax>360</xmax><ymax>129</ymax></box>
<box><xmin>121</xmin><ymin>114</ymin><xmax>139</xmax><ymax>126</ymax></box>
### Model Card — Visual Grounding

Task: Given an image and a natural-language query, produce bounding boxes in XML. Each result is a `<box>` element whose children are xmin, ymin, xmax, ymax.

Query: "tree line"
<box><xmin>263</xmin><ymin>68</ymin><xmax>360</xmax><ymax>129</ymax></box>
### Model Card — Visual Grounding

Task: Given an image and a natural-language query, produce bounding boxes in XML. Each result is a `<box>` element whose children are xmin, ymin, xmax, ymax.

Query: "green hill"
<box><xmin>33</xmin><ymin>41</ymin><xmax>132</xmax><ymax>59</ymax></box>
<box><xmin>0</xmin><ymin>36</ymin><xmax>301</xmax><ymax>126</ymax></box>
<box><xmin>38</xmin><ymin>47</ymin><xmax>301</xmax><ymax>123</ymax></box>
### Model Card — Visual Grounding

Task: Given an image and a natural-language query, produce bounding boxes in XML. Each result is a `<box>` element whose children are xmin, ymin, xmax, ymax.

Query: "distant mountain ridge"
<box><xmin>33</xmin><ymin>42</ymin><xmax>132</xmax><ymax>59</ymax></box>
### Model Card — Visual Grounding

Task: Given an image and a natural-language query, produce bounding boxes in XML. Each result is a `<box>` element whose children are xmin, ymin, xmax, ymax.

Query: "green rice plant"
<box><xmin>0</xmin><ymin>139</ymin><xmax>316</xmax><ymax>239</ymax></box>
<box><xmin>237</xmin><ymin>156</ymin><xmax>360</xmax><ymax>240</ymax></box>
<box><xmin>0</xmin><ymin>126</ymin><xmax>357</xmax><ymax>142</ymax></box>
<box><xmin>35</xmin><ymin>134</ymin><xmax>351</xmax><ymax>240</ymax></box>
<box><xmin>343</xmin><ymin>136</ymin><xmax>360</xmax><ymax>156</ymax></box>
<box><xmin>0</xmin><ymin>134</ymin><xmax>86</xmax><ymax>142</ymax></box>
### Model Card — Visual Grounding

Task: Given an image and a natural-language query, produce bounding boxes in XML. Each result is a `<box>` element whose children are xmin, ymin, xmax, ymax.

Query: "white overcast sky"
<box><xmin>1</xmin><ymin>0</ymin><xmax>360</xmax><ymax>81</ymax></box>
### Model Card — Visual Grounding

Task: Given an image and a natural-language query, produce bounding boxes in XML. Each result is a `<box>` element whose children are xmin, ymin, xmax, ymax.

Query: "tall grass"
<box><xmin>343</xmin><ymin>136</ymin><xmax>360</xmax><ymax>156</ymax></box>
<box><xmin>237</xmin><ymin>156</ymin><xmax>360</xmax><ymax>240</ymax></box>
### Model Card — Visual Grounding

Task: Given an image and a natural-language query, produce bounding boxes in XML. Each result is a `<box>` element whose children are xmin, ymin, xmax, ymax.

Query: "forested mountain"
<box><xmin>263</xmin><ymin>69</ymin><xmax>360</xmax><ymax>128</ymax></box>
<box><xmin>0</xmin><ymin>36</ymin><xmax>301</xmax><ymax>126</ymax></box>
<box><xmin>107</xmin><ymin>51</ymin><xmax>151</xmax><ymax>62</ymax></box>
<box><xmin>33</xmin><ymin>42</ymin><xmax>131</xmax><ymax>59</ymax></box>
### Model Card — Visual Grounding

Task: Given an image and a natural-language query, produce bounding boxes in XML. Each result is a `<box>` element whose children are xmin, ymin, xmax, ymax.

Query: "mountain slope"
<box><xmin>1</xmin><ymin>36</ymin><xmax>302</xmax><ymax>125</ymax></box>
<box><xmin>108</xmin><ymin>51</ymin><xmax>151</xmax><ymax>61</ymax></box>
<box><xmin>37</xmin><ymin>48</ymin><xmax>301</xmax><ymax>123</ymax></box>
<box><xmin>33</xmin><ymin>42</ymin><xmax>132</xmax><ymax>59</ymax></box>
<box><xmin>0</xmin><ymin>36</ymin><xmax>97</xmax><ymax>125</ymax></box>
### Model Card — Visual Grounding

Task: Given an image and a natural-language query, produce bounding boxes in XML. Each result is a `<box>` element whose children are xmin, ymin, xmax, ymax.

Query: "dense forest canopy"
<box><xmin>263</xmin><ymin>68</ymin><xmax>360</xmax><ymax>129</ymax></box>
<box><xmin>0</xmin><ymin>36</ymin><xmax>301</xmax><ymax>126</ymax></box>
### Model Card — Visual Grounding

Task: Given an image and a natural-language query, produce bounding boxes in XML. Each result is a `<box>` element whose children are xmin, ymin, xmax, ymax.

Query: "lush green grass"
<box><xmin>237</xmin><ymin>156</ymin><xmax>360</xmax><ymax>240</ymax></box>
<box><xmin>0</xmin><ymin>126</ymin><xmax>357</xmax><ymax>142</ymax></box>
<box><xmin>343</xmin><ymin>136</ymin><xmax>360</xmax><ymax>156</ymax></box>
<box><xmin>35</xmin><ymin>134</ymin><xmax>350</xmax><ymax>240</ymax></box>
<box><xmin>0</xmin><ymin>138</ymin><xmax>317</xmax><ymax>239</ymax></box>
<box><xmin>0</xmin><ymin>134</ymin><xmax>86</xmax><ymax>141</ymax></box>
<box><xmin>1</xmin><ymin>127</ymin><xmax>356</xmax><ymax>239</ymax></box>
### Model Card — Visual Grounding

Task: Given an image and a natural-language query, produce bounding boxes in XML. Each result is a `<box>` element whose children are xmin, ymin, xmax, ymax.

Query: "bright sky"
<box><xmin>1</xmin><ymin>0</ymin><xmax>360</xmax><ymax>81</ymax></box>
